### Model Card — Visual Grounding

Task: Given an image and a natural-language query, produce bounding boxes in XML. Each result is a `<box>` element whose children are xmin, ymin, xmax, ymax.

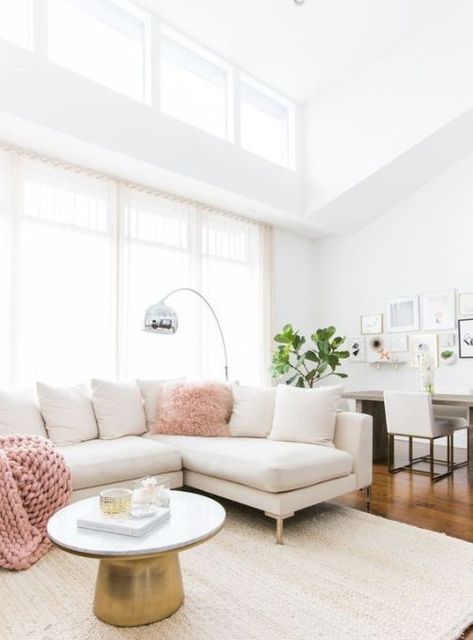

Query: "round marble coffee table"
<box><xmin>47</xmin><ymin>490</ymin><xmax>225</xmax><ymax>627</ymax></box>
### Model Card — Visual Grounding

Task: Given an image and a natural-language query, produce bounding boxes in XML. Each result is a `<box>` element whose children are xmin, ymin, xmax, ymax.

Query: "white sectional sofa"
<box><xmin>0</xmin><ymin>383</ymin><xmax>373</xmax><ymax>543</ymax></box>
<box><xmin>60</xmin><ymin>412</ymin><xmax>372</xmax><ymax>543</ymax></box>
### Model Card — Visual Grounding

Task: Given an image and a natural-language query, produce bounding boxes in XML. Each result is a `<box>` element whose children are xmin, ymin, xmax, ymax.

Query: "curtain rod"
<box><xmin>0</xmin><ymin>141</ymin><xmax>267</xmax><ymax>228</ymax></box>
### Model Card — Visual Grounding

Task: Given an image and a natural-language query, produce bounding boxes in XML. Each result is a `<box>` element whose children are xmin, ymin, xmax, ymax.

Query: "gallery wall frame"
<box><xmin>458</xmin><ymin>291</ymin><xmax>473</xmax><ymax>318</ymax></box>
<box><xmin>458</xmin><ymin>318</ymin><xmax>473</xmax><ymax>359</ymax></box>
<box><xmin>386</xmin><ymin>296</ymin><xmax>419</xmax><ymax>333</ymax></box>
<box><xmin>347</xmin><ymin>336</ymin><xmax>366</xmax><ymax>362</ymax></box>
<box><xmin>421</xmin><ymin>290</ymin><xmax>456</xmax><ymax>331</ymax></box>
<box><xmin>361</xmin><ymin>314</ymin><xmax>383</xmax><ymax>335</ymax></box>
<box><xmin>409</xmin><ymin>333</ymin><xmax>439</xmax><ymax>368</ymax></box>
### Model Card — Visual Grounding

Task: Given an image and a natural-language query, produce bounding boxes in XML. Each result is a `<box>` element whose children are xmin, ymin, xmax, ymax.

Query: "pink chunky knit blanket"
<box><xmin>0</xmin><ymin>434</ymin><xmax>72</xmax><ymax>570</ymax></box>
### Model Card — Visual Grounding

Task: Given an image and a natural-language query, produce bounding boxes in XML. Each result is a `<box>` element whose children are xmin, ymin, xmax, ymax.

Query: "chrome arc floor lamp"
<box><xmin>143</xmin><ymin>287</ymin><xmax>229</xmax><ymax>382</ymax></box>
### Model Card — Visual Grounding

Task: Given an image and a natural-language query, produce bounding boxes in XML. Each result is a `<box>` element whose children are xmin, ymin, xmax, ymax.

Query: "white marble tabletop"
<box><xmin>47</xmin><ymin>490</ymin><xmax>226</xmax><ymax>558</ymax></box>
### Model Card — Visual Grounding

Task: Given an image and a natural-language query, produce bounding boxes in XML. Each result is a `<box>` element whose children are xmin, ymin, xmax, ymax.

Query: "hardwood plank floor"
<box><xmin>333</xmin><ymin>442</ymin><xmax>473</xmax><ymax>638</ymax></box>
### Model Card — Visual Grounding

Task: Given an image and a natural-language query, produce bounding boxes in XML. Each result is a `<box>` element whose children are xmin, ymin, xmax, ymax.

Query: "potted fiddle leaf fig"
<box><xmin>271</xmin><ymin>324</ymin><xmax>349</xmax><ymax>388</ymax></box>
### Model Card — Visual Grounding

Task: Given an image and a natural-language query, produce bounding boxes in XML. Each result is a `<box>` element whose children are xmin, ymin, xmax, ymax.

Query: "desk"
<box><xmin>342</xmin><ymin>390</ymin><xmax>473</xmax><ymax>482</ymax></box>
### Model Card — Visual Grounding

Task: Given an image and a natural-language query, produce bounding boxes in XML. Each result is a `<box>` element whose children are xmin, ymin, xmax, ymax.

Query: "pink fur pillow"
<box><xmin>152</xmin><ymin>382</ymin><xmax>233</xmax><ymax>436</ymax></box>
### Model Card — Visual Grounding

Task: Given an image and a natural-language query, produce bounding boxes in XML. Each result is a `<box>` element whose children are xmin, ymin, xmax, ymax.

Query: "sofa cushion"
<box><xmin>0</xmin><ymin>390</ymin><xmax>47</xmax><ymax>437</ymax></box>
<box><xmin>37</xmin><ymin>382</ymin><xmax>98</xmax><ymax>445</ymax></box>
<box><xmin>136</xmin><ymin>378</ymin><xmax>184</xmax><ymax>428</ymax></box>
<box><xmin>91</xmin><ymin>379</ymin><xmax>146</xmax><ymax>439</ymax></box>
<box><xmin>58</xmin><ymin>436</ymin><xmax>181</xmax><ymax>490</ymax></box>
<box><xmin>228</xmin><ymin>385</ymin><xmax>276</xmax><ymax>438</ymax></box>
<box><xmin>269</xmin><ymin>384</ymin><xmax>342</xmax><ymax>447</ymax></box>
<box><xmin>152</xmin><ymin>382</ymin><xmax>232</xmax><ymax>437</ymax></box>
<box><xmin>147</xmin><ymin>435</ymin><xmax>353</xmax><ymax>493</ymax></box>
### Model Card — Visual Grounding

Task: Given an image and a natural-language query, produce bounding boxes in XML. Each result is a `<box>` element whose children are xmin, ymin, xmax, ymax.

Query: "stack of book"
<box><xmin>77</xmin><ymin>506</ymin><xmax>170</xmax><ymax>538</ymax></box>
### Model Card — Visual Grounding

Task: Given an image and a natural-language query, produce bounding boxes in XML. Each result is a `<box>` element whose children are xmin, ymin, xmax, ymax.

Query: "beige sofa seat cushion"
<box><xmin>147</xmin><ymin>435</ymin><xmax>353</xmax><ymax>493</ymax></box>
<box><xmin>59</xmin><ymin>436</ymin><xmax>182</xmax><ymax>491</ymax></box>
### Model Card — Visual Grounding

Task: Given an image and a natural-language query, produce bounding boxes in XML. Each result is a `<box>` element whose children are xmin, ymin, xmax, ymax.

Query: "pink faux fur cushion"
<box><xmin>152</xmin><ymin>382</ymin><xmax>233</xmax><ymax>437</ymax></box>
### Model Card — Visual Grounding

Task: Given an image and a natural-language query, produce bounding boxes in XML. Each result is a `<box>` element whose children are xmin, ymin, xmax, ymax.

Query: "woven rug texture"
<box><xmin>1</xmin><ymin>502</ymin><xmax>472</xmax><ymax>640</ymax></box>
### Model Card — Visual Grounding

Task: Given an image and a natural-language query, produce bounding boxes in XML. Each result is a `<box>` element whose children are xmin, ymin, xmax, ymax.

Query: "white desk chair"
<box><xmin>384</xmin><ymin>391</ymin><xmax>462</xmax><ymax>481</ymax></box>
<box><xmin>433</xmin><ymin>386</ymin><xmax>470</xmax><ymax>469</ymax></box>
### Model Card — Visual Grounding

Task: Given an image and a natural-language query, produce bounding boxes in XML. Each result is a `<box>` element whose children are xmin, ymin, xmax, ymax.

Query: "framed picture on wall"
<box><xmin>386</xmin><ymin>296</ymin><xmax>419</xmax><ymax>332</ymax></box>
<box><xmin>409</xmin><ymin>333</ymin><xmax>438</xmax><ymax>368</ymax></box>
<box><xmin>361</xmin><ymin>314</ymin><xmax>383</xmax><ymax>335</ymax></box>
<box><xmin>347</xmin><ymin>337</ymin><xmax>366</xmax><ymax>362</ymax></box>
<box><xmin>389</xmin><ymin>334</ymin><xmax>408</xmax><ymax>353</ymax></box>
<box><xmin>421</xmin><ymin>290</ymin><xmax>456</xmax><ymax>330</ymax></box>
<box><xmin>458</xmin><ymin>291</ymin><xmax>473</xmax><ymax>318</ymax></box>
<box><xmin>438</xmin><ymin>332</ymin><xmax>456</xmax><ymax>349</ymax></box>
<box><xmin>458</xmin><ymin>318</ymin><xmax>473</xmax><ymax>358</ymax></box>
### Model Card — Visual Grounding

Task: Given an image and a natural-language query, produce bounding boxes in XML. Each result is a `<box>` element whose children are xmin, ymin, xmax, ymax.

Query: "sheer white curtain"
<box><xmin>0</xmin><ymin>148</ymin><xmax>272</xmax><ymax>389</ymax></box>
<box><xmin>0</xmin><ymin>152</ymin><xmax>116</xmax><ymax>388</ymax></box>
<box><xmin>119</xmin><ymin>187</ymin><xmax>271</xmax><ymax>385</ymax></box>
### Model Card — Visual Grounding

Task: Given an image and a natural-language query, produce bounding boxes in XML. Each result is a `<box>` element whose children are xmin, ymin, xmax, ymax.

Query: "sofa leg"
<box><xmin>366</xmin><ymin>486</ymin><xmax>372</xmax><ymax>513</ymax></box>
<box><xmin>276</xmin><ymin>518</ymin><xmax>283</xmax><ymax>545</ymax></box>
<box><xmin>265</xmin><ymin>512</ymin><xmax>294</xmax><ymax>545</ymax></box>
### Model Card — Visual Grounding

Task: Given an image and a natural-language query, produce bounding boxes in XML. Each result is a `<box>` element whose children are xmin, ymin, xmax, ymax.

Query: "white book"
<box><xmin>77</xmin><ymin>506</ymin><xmax>170</xmax><ymax>537</ymax></box>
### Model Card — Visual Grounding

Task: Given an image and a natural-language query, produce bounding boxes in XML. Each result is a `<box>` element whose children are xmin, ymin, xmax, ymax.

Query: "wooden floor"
<box><xmin>333</xmin><ymin>442</ymin><xmax>473</xmax><ymax>638</ymax></box>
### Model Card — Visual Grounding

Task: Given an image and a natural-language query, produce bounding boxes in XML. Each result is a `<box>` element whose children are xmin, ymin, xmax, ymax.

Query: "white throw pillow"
<box><xmin>268</xmin><ymin>384</ymin><xmax>343</xmax><ymax>446</ymax></box>
<box><xmin>91</xmin><ymin>379</ymin><xmax>146</xmax><ymax>439</ymax></box>
<box><xmin>36</xmin><ymin>382</ymin><xmax>98</xmax><ymax>445</ymax></box>
<box><xmin>0</xmin><ymin>389</ymin><xmax>47</xmax><ymax>437</ymax></box>
<box><xmin>228</xmin><ymin>385</ymin><xmax>276</xmax><ymax>437</ymax></box>
<box><xmin>136</xmin><ymin>378</ymin><xmax>184</xmax><ymax>428</ymax></box>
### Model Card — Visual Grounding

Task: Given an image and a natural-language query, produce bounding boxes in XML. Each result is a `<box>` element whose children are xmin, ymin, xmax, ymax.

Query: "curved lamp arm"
<box><xmin>161</xmin><ymin>288</ymin><xmax>229</xmax><ymax>382</ymax></box>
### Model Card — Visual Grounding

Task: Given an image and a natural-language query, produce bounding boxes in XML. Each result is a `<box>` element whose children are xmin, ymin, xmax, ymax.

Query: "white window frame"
<box><xmin>0</xmin><ymin>0</ymin><xmax>34</xmax><ymax>50</ymax></box>
<box><xmin>160</xmin><ymin>24</ymin><xmax>234</xmax><ymax>142</ymax></box>
<box><xmin>240</xmin><ymin>72</ymin><xmax>296</xmax><ymax>170</ymax></box>
<box><xmin>47</xmin><ymin>0</ymin><xmax>152</xmax><ymax>104</ymax></box>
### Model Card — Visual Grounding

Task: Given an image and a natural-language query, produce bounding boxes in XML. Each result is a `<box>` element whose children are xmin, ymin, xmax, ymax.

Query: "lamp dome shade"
<box><xmin>143</xmin><ymin>302</ymin><xmax>178</xmax><ymax>334</ymax></box>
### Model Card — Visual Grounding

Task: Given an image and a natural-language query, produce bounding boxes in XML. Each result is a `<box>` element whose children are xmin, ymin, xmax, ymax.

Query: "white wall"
<box><xmin>272</xmin><ymin>228</ymin><xmax>315</xmax><ymax>337</ymax></box>
<box><xmin>305</xmin><ymin>1</ymin><xmax>473</xmax><ymax>214</ymax></box>
<box><xmin>311</xmin><ymin>150</ymin><xmax>473</xmax><ymax>395</ymax></box>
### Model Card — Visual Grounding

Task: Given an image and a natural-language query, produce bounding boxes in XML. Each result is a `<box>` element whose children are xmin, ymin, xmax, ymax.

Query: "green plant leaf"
<box><xmin>271</xmin><ymin>324</ymin><xmax>349</xmax><ymax>387</ymax></box>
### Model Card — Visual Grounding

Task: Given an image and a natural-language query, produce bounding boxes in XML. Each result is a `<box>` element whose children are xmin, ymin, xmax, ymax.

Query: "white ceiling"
<box><xmin>141</xmin><ymin>0</ymin><xmax>465</xmax><ymax>103</ymax></box>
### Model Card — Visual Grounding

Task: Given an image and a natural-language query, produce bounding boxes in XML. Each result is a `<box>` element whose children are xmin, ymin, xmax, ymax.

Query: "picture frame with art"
<box><xmin>386</xmin><ymin>296</ymin><xmax>419</xmax><ymax>333</ymax></box>
<box><xmin>389</xmin><ymin>334</ymin><xmax>408</xmax><ymax>353</ymax></box>
<box><xmin>347</xmin><ymin>337</ymin><xmax>366</xmax><ymax>362</ymax></box>
<box><xmin>421</xmin><ymin>290</ymin><xmax>456</xmax><ymax>331</ymax></box>
<box><xmin>458</xmin><ymin>291</ymin><xmax>473</xmax><ymax>318</ymax></box>
<box><xmin>438</xmin><ymin>332</ymin><xmax>456</xmax><ymax>349</ymax></box>
<box><xmin>361</xmin><ymin>314</ymin><xmax>383</xmax><ymax>335</ymax></box>
<box><xmin>408</xmin><ymin>333</ymin><xmax>438</xmax><ymax>368</ymax></box>
<box><xmin>458</xmin><ymin>318</ymin><xmax>473</xmax><ymax>359</ymax></box>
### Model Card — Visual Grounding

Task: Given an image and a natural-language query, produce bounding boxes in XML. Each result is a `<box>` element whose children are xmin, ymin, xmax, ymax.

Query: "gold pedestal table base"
<box><xmin>94</xmin><ymin>552</ymin><xmax>184</xmax><ymax>627</ymax></box>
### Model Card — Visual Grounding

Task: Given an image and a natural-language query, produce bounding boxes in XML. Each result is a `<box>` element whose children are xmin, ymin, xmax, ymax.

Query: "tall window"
<box><xmin>0</xmin><ymin>0</ymin><xmax>32</xmax><ymax>49</ymax></box>
<box><xmin>48</xmin><ymin>0</ymin><xmax>150</xmax><ymax>102</ymax></box>
<box><xmin>0</xmin><ymin>150</ymin><xmax>270</xmax><ymax>389</ymax></box>
<box><xmin>160</xmin><ymin>26</ymin><xmax>233</xmax><ymax>140</ymax></box>
<box><xmin>120</xmin><ymin>190</ymin><xmax>269</xmax><ymax>384</ymax></box>
<box><xmin>0</xmin><ymin>154</ymin><xmax>116</xmax><ymax>387</ymax></box>
<box><xmin>240</xmin><ymin>74</ymin><xmax>294</xmax><ymax>169</ymax></box>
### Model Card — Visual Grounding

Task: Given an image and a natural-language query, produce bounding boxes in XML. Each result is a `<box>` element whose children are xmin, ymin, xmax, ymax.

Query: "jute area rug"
<box><xmin>1</xmin><ymin>502</ymin><xmax>473</xmax><ymax>640</ymax></box>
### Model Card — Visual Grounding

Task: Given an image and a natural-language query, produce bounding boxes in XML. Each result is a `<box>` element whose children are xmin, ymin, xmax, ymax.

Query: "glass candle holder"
<box><xmin>99</xmin><ymin>488</ymin><xmax>132</xmax><ymax>518</ymax></box>
<box><xmin>131</xmin><ymin>476</ymin><xmax>171</xmax><ymax>517</ymax></box>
